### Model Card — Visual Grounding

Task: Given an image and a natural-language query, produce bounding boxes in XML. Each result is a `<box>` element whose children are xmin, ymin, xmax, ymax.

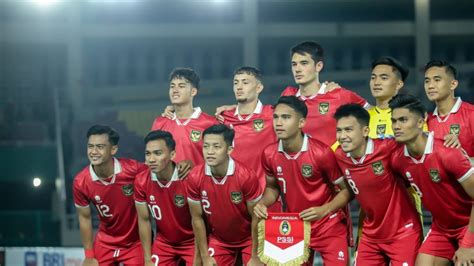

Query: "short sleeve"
<box><xmin>346</xmin><ymin>89</ymin><xmax>369</xmax><ymax>108</ymax></box>
<box><xmin>133</xmin><ymin>170</ymin><xmax>148</xmax><ymax>204</ymax></box>
<box><xmin>151</xmin><ymin>117</ymin><xmax>163</xmax><ymax>131</ymax></box>
<box><xmin>261</xmin><ymin>148</ymin><xmax>275</xmax><ymax>177</ymax></box>
<box><xmin>443</xmin><ymin>148</ymin><xmax>474</xmax><ymax>183</ymax></box>
<box><xmin>186</xmin><ymin>170</ymin><xmax>201</xmax><ymax>202</ymax></box>
<box><xmin>320</xmin><ymin>147</ymin><xmax>344</xmax><ymax>185</ymax></box>
<box><xmin>73</xmin><ymin>177</ymin><xmax>89</xmax><ymax>208</ymax></box>
<box><xmin>242</xmin><ymin>169</ymin><xmax>263</xmax><ymax>203</ymax></box>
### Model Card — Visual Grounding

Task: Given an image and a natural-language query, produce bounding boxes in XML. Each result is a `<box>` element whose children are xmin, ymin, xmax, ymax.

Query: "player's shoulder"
<box><xmin>199</xmin><ymin>110</ymin><xmax>218</xmax><ymax>122</ymax></box>
<box><xmin>460</xmin><ymin>100</ymin><xmax>474</xmax><ymax>112</ymax></box>
<box><xmin>333</xmin><ymin>145</ymin><xmax>347</xmax><ymax>159</ymax></box>
<box><xmin>151</xmin><ymin>115</ymin><xmax>172</xmax><ymax>128</ymax></box>
<box><xmin>262</xmin><ymin>140</ymin><xmax>279</xmax><ymax>154</ymax></box>
<box><xmin>73</xmin><ymin>166</ymin><xmax>91</xmax><ymax>185</ymax></box>
<box><xmin>373</xmin><ymin>138</ymin><xmax>399</xmax><ymax>150</ymax></box>
<box><xmin>307</xmin><ymin>136</ymin><xmax>330</xmax><ymax>150</ymax></box>
<box><xmin>135</xmin><ymin>168</ymin><xmax>151</xmax><ymax>185</ymax></box>
<box><xmin>117</xmin><ymin>157</ymin><xmax>139</xmax><ymax>170</ymax></box>
<box><xmin>281</xmin><ymin>86</ymin><xmax>298</xmax><ymax>96</ymax></box>
<box><xmin>188</xmin><ymin>164</ymin><xmax>206</xmax><ymax>183</ymax></box>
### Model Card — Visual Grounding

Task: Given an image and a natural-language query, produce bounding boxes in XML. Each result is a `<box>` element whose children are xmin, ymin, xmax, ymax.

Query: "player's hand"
<box><xmin>323</xmin><ymin>81</ymin><xmax>341</xmax><ymax>92</ymax></box>
<box><xmin>82</xmin><ymin>258</ymin><xmax>99</xmax><ymax>266</ymax></box>
<box><xmin>161</xmin><ymin>105</ymin><xmax>175</xmax><ymax>119</ymax></box>
<box><xmin>202</xmin><ymin>255</ymin><xmax>217</xmax><ymax>266</ymax></box>
<box><xmin>299</xmin><ymin>205</ymin><xmax>330</xmax><ymax>221</ymax></box>
<box><xmin>253</xmin><ymin>202</ymin><xmax>268</xmax><ymax>219</ymax></box>
<box><xmin>247</xmin><ymin>256</ymin><xmax>264</xmax><ymax>266</ymax></box>
<box><xmin>177</xmin><ymin>160</ymin><xmax>193</xmax><ymax>179</ymax></box>
<box><xmin>453</xmin><ymin>247</ymin><xmax>474</xmax><ymax>266</ymax></box>
<box><xmin>443</xmin><ymin>134</ymin><xmax>461</xmax><ymax>148</ymax></box>
<box><xmin>215</xmin><ymin>105</ymin><xmax>237</xmax><ymax>123</ymax></box>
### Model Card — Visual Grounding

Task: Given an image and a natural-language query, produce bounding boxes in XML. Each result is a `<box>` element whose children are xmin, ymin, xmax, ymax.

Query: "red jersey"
<box><xmin>281</xmin><ymin>84</ymin><xmax>368</xmax><ymax>147</ymax></box>
<box><xmin>73</xmin><ymin>158</ymin><xmax>147</xmax><ymax>248</ymax></box>
<box><xmin>261</xmin><ymin>135</ymin><xmax>346</xmax><ymax>234</ymax></box>
<box><xmin>186</xmin><ymin>159</ymin><xmax>263</xmax><ymax>246</ymax></box>
<box><xmin>134</xmin><ymin>167</ymin><xmax>193</xmax><ymax>245</ymax></box>
<box><xmin>392</xmin><ymin>132</ymin><xmax>474</xmax><ymax>233</ymax></box>
<box><xmin>221</xmin><ymin>101</ymin><xmax>277</xmax><ymax>188</ymax></box>
<box><xmin>334</xmin><ymin>138</ymin><xmax>422</xmax><ymax>243</ymax></box>
<box><xmin>151</xmin><ymin>107</ymin><xmax>217</xmax><ymax>165</ymax></box>
<box><xmin>427</xmin><ymin>97</ymin><xmax>474</xmax><ymax>157</ymax></box>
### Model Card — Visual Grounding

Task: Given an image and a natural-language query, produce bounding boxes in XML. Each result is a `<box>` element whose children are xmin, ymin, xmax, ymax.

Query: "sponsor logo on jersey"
<box><xmin>122</xmin><ymin>184</ymin><xmax>134</xmax><ymax>196</ymax></box>
<box><xmin>230</xmin><ymin>191</ymin><xmax>243</xmax><ymax>204</ymax></box>
<box><xmin>338</xmin><ymin>251</ymin><xmax>345</xmax><ymax>261</ymax></box>
<box><xmin>277</xmin><ymin>166</ymin><xmax>283</xmax><ymax>175</ymax></box>
<box><xmin>150</xmin><ymin>195</ymin><xmax>155</xmax><ymax>202</ymax></box>
<box><xmin>253</xmin><ymin>119</ymin><xmax>264</xmax><ymax>132</ymax></box>
<box><xmin>301</xmin><ymin>164</ymin><xmax>313</xmax><ymax>177</ymax></box>
<box><xmin>95</xmin><ymin>195</ymin><xmax>101</xmax><ymax>203</ymax></box>
<box><xmin>429</xmin><ymin>169</ymin><xmax>441</xmax><ymax>183</ymax></box>
<box><xmin>318</xmin><ymin>102</ymin><xmax>329</xmax><ymax>114</ymax></box>
<box><xmin>377</xmin><ymin>124</ymin><xmax>386</xmax><ymax>135</ymax></box>
<box><xmin>279</xmin><ymin>220</ymin><xmax>291</xmax><ymax>236</ymax></box>
<box><xmin>174</xmin><ymin>194</ymin><xmax>185</xmax><ymax>207</ymax></box>
<box><xmin>450</xmin><ymin>124</ymin><xmax>460</xmax><ymax>136</ymax></box>
<box><xmin>190</xmin><ymin>130</ymin><xmax>202</xmax><ymax>142</ymax></box>
<box><xmin>371</xmin><ymin>161</ymin><xmax>384</xmax><ymax>175</ymax></box>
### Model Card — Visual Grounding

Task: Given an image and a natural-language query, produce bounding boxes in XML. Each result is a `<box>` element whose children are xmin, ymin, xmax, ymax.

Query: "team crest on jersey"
<box><xmin>450</xmin><ymin>124</ymin><xmax>460</xmax><ymax>136</ymax></box>
<box><xmin>174</xmin><ymin>194</ymin><xmax>185</xmax><ymax>207</ymax></box>
<box><xmin>253</xmin><ymin>119</ymin><xmax>264</xmax><ymax>132</ymax></box>
<box><xmin>318</xmin><ymin>102</ymin><xmax>330</xmax><ymax>114</ymax></box>
<box><xmin>190</xmin><ymin>130</ymin><xmax>202</xmax><ymax>142</ymax></box>
<box><xmin>301</xmin><ymin>164</ymin><xmax>313</xmax><ymax>177</ymax></box>
<box><xmin>230</xmin><ymin>191</ymin><xmax>243</xmax><ymax>204</ymax></box>
<box><xmin>371</xmin><ymin>161</ymin><xmax>384</xmax><ymax>175</ymax></box>
<box><xmin>122</xmin><ymin>184</ymin><xmax>134</xmax><ymax>196</ymax></box>
<box><xmin>429</xmin><ymin>169</ymin><xmax>441</xmax><ymax>183</ymax></box>
<box><xmin>377</xmin><ymin>124</ymin><xmax>386</xmax><ymax>135</ymax></box>
<box><xmin>279</xmin><ymin>220</ymin><xmax>291</xmax><ymax>236</ymax></box>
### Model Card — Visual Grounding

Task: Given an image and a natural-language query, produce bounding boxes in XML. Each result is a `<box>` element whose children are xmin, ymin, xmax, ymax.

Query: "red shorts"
<box><xmin>151</xmin><ymin>238</ymin><xmax>194</xmax><ymax>266</ymax></box>
<box><xmin>419</xmin><ymin>223</ymin><xmax>467</xmax><ymax>260</ymax></box>
<box><xmin>355</xmin><ymin>231</ymin><xmax>422</xmax><ymax>266</ymax></box>
<box><xmin>207</xmin><ymin>236</ymin><xmax>252</xmax><ymax>265</ymax></box>
<box><xmin>94</xmin><ymin>239</ymin><xmax>144</xmax><ymax>265</ymax></box>
<box><xmin>306</xmin><ymin>220</ymin><xmax>348</xmax><ymax>266</ymax></box>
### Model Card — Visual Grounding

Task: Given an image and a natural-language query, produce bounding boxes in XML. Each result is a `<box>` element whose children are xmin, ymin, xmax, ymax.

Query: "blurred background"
<box><xmin>1</xmin><ymin>0</ymin><xmax>473</xmax><ymax>264</ymax></box>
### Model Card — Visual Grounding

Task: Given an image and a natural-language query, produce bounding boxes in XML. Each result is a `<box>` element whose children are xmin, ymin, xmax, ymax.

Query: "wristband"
<box><xmin>460</xmin><ymin>230</ymin><xmax>474</xmax><ymax>248</ymax></box>
<box><xmin>84</xmin><ymin>249</ymin><xmax>95</xmax><ymax>258</ymax></box>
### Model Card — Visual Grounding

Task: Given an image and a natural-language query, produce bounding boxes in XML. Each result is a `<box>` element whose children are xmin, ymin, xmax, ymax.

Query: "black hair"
<box><xmin>203</xmin><ymin>124</ymin><xmax>235</xmax><ymax>147</ymax></box>
<box><xmin>234</xmin><ymin>66</ymin><xmax>263</xmax><ymax>83</ymax></box>
<box><xmin>334</xmin><ymin>104</ymin><xmax>370</xmax><ymax>127</ymax></box>
<box><xmin>388</xmin><ymin>94</ymin><xmax>426</xmax><ymax>119</ymax></box>
<box><xmin>169</xmin><ymin>68</ymin><xmax>200</xmax><ymax>90</ymax></box>
<box><xmin>144</xmin><ymin>130</ymin><xmax>176</xmax><ymax>151</ymax></box>
<box><xmin>86</xmin><ymin>125</ymin><xmax>120</xmax><ymax>145</ymax></box>
<box><xmin>290</xmin><ymin>41</ymin><xmax>324</xmax><ymax>63</ymax></box>
<box><xmin>274</xmin><ymin>96</ymin><xmax>308</xmax><ymax>118</ymax></box>
<box><xmin>423</xmin><ymin>60</ymin><xmax>457</xmax><ymax>79</ymax></box>
<box><xmin>372</xmin><ymin>56</ymin><xmax>409</xmax><ymax>82</ymax></box>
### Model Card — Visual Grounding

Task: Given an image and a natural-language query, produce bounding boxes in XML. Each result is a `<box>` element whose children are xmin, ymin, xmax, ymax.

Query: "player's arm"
<box><xmin>453</xmin><ymin>172</ymin><xmax>474</xmax><ymax>266</ymax></box>
<box><xmin>299</xmin><ymin>180</ymin><xmax>351</xmax><ymax>221</ymax></box>
<box><xmin>247</xmin><ymin>200</ymin><xmax>263</xmax><ymax>265</ymax></box>
<box><xmin>188</xmin><ymin>201</ymin><xmax>216</xmax><ymax>266</ymax></box>
<box><xmin>76</xmin><ymin>206</ymin><xmax>99</xmax><ymax>266</ymax></box>
<box><xmin>253</xmin><ymin>175</ymin><xmax>280</xmax><ymax>219</ymax></box>
<box><xmin>135</xmin><ymin>202</ymin><xmax>154</xmax><ymax>266</ymax></box>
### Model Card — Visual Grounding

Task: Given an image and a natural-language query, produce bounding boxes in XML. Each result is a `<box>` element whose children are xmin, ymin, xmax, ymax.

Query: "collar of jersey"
<box><xmin>403</xmin><ymin>132</ymin><xmax>434</xmax><ymax>164</ymax></box>
<box><xmin>346</xmin><ymin>138</ymin><xmax>374</xmax><ymax>164</ymax></box>
<box><xmin>295</xmin><ymin>83</ymin><xmax>327</xmax><ymax>100</ymax></box>
<box><xmin>90</xmin><ymin>157</ymin><xmax>122</xmax><ymax>184</ymax></box>
<box><xmin>278</xmin><ymin>134</ymin><xmax>309</xmax><ymax>160</ymax></box>
<box><xmin>205</xmin><ymin>158</ymin><xmax>235</xmax><ymax>185</ymax></box>
<box><xmin>373</xmin><ymin>106</ymin><xmax>392</xmax><ymax>114</ymax></box>
<box><xmin>233</xmin><ymin>100</ymin><xmax>263</xmax><ymax>121</ymax></box>
<box><xmin>151</xmin><ymin>167</ymin><xmax>179</xmax><ymax>188</ymax></box>
<box><xmin>173</xmin><ymin>107</ymin><xmax>202</xmax><ymax>126</ymax></box>
<box><xmin>432</xmin><ymin>97</ymin><xmax>462</xmax><ymax>122</ymax></box>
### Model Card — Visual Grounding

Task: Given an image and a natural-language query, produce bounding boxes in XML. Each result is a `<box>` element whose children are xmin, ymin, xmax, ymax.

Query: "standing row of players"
<box><xmin>73</xmin><ymin>41</ymin><xmax>474</xmax><ymax>266</ymax></box>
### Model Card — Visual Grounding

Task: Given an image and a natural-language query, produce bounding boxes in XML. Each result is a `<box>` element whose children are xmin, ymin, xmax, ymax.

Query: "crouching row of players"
<box><xmin>74</xmin><ymin>94</ymin><xmax>473</xmax><ymax>266</ymax></box>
